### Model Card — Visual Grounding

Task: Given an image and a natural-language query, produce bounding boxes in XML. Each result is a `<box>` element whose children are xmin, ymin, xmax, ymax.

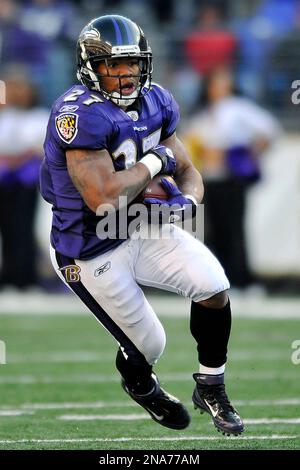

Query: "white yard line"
<box><xmin>8</xmin><ymin>351</ymin><xmax>114</xmax><ymax>364</ymax></box>
<box><xmin>1</xmin><ymin>406</ymin><xmax>300</xmax><ymax>426</ymax></box>
<box><xmin>245</xmin><ymin>418</ymin><xmax>300</xmax><ymax>425</ymax></box>
<box><xmin>58</xmin><ymin>413</ymin><xmax>149</xmax><ymax>421</ymax></box>
<box><xmin>0</xmin><ymin>410</ymin><xmax>34</xmax><ymax>416</ymax></box>
<box><xmin>7</xmin><ymin>349</ymin><xmax>287</xmax><ymax>364</ymax></box>
<box><xmin>1</xmin><ymin>398</ymin><xmax>299</xmax><ymax>411</ymax></box>
<box><xmin>235</xmin><ymin>398</ymin><xmax>300</xmax><ymax>406</ymax></box>
<box><xmin>0</xmin><ymin>292</ymin><xmax>300</xmax><ymax>319</ymax></box>
<box><xmin>57</xmin><ymin>414</ymin><xmax>300</xmax><ymax>425</ymax></box>
<box><xmin>0</xmin><ymin>398</ymin><xmax>300</xmax><ymax>412</ymax></box>
<box><xmin>0</xmin><ymin>435</ymin><xmax>297</xmax><ymax>445</ymax></box>
<box><xmin>0</xmin><ymin>370</ymin><xmax>298</xmax><ymax>384</ymax></box>
<box><xmin>20</xmin><ymin>401</ymin><xmax>136</xmax><ymax>410</ymax></box>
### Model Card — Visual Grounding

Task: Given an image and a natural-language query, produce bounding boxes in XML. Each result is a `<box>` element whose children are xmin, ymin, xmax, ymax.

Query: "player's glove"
<box><xmin>146</xmin><ymin>145</ymin><xmax>176</xmax><ymax>175</ymax></box>
<box><xmin>144</xmin><ymin>177</ymin><xmax>197</xmax><ymax>221</ymax></box>
<box><xmin>144</xmin><ymin>177</ymin><xmax>195</xmax><ymax>206</ymax></box>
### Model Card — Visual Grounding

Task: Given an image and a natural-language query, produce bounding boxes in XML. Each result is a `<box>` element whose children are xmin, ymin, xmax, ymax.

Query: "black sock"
<box><xmin>190</xmin><ymin>299</ymin><xmax>232</xmax><ymax>367</ymax></box>
<box><xmin>116</xmin><ymin>348</ymin><xmax>154</xmax><ymax>394</ymax></box>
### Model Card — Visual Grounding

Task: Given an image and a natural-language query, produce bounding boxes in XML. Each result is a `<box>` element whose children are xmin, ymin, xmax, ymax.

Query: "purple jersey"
<box><xmin>40</xmin><ymin>84</ymin><xmax>180</xmax><ymax>260</ymax></box>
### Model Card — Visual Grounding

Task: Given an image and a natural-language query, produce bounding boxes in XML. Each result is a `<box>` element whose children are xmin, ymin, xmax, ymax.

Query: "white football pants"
<box><xmin>50</xmin><ymin>224</ymin><xmax>229</xmax><ymax>366</ymax></box>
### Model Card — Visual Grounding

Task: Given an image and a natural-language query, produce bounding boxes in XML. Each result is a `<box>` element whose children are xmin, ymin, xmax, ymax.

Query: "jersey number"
<box><xmin>112</xmin><ymin>140</ymin><xmax>137</xmax><ymax>169</ymax></box>
<box><xmin>64</xmin><ymin>90</ymin><xmax>104</xmax><ymax>105</ymax></box>
<box><xmin>112</xmin><ymin>129</ymin><xmax>161</xmax><ymax>169</ymax></box>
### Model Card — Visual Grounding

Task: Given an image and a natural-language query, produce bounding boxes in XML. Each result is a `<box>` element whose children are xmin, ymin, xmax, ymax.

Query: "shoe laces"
<box><xmin>199</xmin><ymin>383</ymin><xmax>235</xmax><ymax>413</ymax></box>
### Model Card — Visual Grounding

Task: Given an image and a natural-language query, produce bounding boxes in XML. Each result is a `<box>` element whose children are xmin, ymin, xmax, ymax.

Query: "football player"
<box><xmin>40</xmin><ymin>14</ymin><xmax>244</xmax><ymax>435</ymax></box>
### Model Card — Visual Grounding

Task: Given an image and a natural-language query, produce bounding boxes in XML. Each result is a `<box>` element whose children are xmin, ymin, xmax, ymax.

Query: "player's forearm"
<box><xmin>104</xmin><ymin>152</ymin><xmax>167</xmax><ymax>208</ymax></box>
<box><xmin>105</xmin><ymin>162</ymin><xmax>151</xmax><ymax>208</ymax></box>
<box><xmin>67</xmin><ymin>148</ymin><xmax>152</xmax><ymax>212</ymax></box>
<box><xmin>176</xmin><ymin>166</ymin><xmax>204</xmax><ymax>203</ymax></box>
<box><xmin>76</xmin><ymin>167</ymin><xmax>150</xmax><ymax>212</ymax></box>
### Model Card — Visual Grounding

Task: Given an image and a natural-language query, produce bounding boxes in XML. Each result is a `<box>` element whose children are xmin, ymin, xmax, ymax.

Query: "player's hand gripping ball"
<box><xmin>141</xmin><ymin>174</ymin><xmax>177</xmax><ymax>202</ymax></box>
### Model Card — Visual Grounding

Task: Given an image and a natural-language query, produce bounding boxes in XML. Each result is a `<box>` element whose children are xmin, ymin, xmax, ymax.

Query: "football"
<box><xmin>141</xmin><ymin>174</ymin><xmax>177</xmax><ymax>202</ymax></box>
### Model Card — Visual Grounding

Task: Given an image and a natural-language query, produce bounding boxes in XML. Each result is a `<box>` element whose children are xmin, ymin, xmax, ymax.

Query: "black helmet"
<box><xmin>76</xmin><ymin>15</ymin><xmax>152</xmax><ymax>106</ymax></box>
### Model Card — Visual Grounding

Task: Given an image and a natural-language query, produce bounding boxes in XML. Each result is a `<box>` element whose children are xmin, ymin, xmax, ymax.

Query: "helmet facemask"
<box><xmin>77</xmin><ymin>40</ymin><xmax>153</xmax><ymax>107</ymax></box>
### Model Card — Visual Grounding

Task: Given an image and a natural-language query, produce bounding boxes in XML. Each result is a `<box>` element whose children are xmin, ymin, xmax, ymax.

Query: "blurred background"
<box><xmin>1</xmin><ymin>0</ymin><xmax>300</xmax><ymax>298</ymax></box>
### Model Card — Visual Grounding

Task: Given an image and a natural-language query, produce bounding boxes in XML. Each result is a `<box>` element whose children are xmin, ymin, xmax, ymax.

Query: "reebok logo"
<box><xmin>94</xmin><ymin>261</ymin><xmax>111</xmax><ymax>277</ymax></box>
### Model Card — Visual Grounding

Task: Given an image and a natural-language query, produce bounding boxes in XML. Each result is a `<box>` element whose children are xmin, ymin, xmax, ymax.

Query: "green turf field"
<box><xmin>0</xmin><ymin>311</ymin><xmax>299</xmax><ymax>450</ymax></box>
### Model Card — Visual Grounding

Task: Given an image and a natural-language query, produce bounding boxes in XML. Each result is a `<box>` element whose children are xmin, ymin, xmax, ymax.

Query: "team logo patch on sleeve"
<box><xmin>55</xmin><ymin>113</ymin><xmax>78</xmax><ymax>144</ymax></box>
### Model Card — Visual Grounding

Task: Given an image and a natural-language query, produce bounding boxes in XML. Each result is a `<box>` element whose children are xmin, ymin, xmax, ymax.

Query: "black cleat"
<box><xmin>121</xmin><ymin>373</ymin><xmax>190</xmax><ymax>430</ymax></box>
<box><xmin>192</xmin><ymin>373</ymin><xmax>244</xmax><ymax>436</ymax></box>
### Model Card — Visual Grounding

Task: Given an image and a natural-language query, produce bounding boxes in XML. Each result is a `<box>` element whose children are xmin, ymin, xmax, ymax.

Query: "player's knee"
<box><xmin>198</xmin><ymin>290</ymin><xmax>229</xmax><ymax>309</ymax></box>
<box><xmin>142</xmin><ymin>323</ymin><xmax>166</xmax><ymax>365</ymax></box>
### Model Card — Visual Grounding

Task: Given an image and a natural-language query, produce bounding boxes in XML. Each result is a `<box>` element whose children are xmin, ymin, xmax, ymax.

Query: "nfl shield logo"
<box><xmin>55</xmin><ymin>113</ymin><xmax>78</xmax><ymax>144</ymax></box>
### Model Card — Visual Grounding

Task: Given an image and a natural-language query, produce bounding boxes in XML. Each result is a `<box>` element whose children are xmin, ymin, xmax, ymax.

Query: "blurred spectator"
<box><xmin>150</xmin><ymin>0</ymin><xmax>174</xmax><ymax>25</ymax></box>
<box><xmin>19</xmin><ymin>0</ymin><xmax>78</xmax><ymax>41</ymax></box>
<box><xmin>0</xmin><ymin>0</ymin><xmax>78</xmax><ymax>106</ymax></box>
<box><xmin>162</xmin><ymin>62</ymin><xmax>201</xmax><ymax>115</ymax></box>
<box><xmin>19</xmin><ymin>0</ymin><xmax>80</xmax><ymax>105</ymax></box>
<box><xmin>0</xmin><ymin>65</ymin><xmax>49</xmax><ymax>291</ymax></box>
<box><xmin>182</xmin><ymin>68</ymin><xmax>280</xmax><ymax>288</ymax></box>
<box><xmin>184</xmin><ymin>4</ymin><xmax>237</xmax><ymax>77</ymax></box>
<box><xmin>0</xmin><ymin>0</ymin><xmax>48</xmax><ymax>75</ymax></box>
<box><xmin>267</xmin><ymin>13</ymin><xmax>300</xmax><ymax>111</ymax></box>
<box><xmin>233</xmin><ymin>0</ymin><xmax>300</xmax><ymax>100</ymax></box>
